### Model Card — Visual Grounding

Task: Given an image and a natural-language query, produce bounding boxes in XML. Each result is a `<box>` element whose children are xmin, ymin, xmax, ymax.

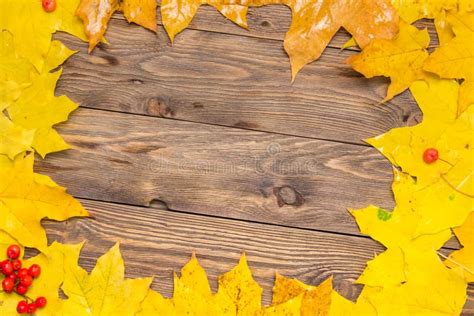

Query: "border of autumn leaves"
<box><xmin>0</xmin><ymin>0</ymin><xmax>473</xmax><ymax>315</ymax></box>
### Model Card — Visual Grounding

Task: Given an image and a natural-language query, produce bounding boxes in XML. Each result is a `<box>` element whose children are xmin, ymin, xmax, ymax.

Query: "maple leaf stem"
<box><xmin>437</xmin><ymin>251</ymin><xmax>474</xmax><ymax>275</ymax></box>
<box><xmin>438</xmin><ymin>157</ymin><xmax>454</xmax><ymax>167</ymax></box>
<box><xmin>439</xmin><ymin>174</ymin><xmax>474</xmax><ymax>198</ymax></box>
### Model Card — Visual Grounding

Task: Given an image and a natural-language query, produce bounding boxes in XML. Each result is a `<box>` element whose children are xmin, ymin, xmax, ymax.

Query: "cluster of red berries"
<box><xmin>0</xmin><ymin>245</ymin><xmax>47</xmax><ymax>314</ymax></box>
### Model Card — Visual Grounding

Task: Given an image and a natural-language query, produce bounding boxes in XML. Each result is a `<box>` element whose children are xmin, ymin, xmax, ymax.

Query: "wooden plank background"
<box><xmin>36</xmin><ymin>6</ymin><xmax>473</xmax><ymax>313</ymax></box>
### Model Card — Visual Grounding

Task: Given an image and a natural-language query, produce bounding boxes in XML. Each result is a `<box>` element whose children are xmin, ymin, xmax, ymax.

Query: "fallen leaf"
<box><xmin>163</xmin><ymin>0</ymin><xmax>398</xmax><ymax>80</ymax></box>
<box><xmin>172</xmin><ymin>253</ymin><xmax>227</xmax><ymax>314</ymax></box>
<box><xmin>6</xmin><ymin>70</ymin><xmax>79</xmax><ymax>157</ymax></box>
<box><xmin>0</xmin><ymin>30</ymin><xmax>33</xmax><ymax>111</ymax></box>
<box><xmin>215</xmin><ymin>253</ymin><xmax>263</xmax><ymax>315</ymax></box>
<box><xmin>161</xmin><ymin>0</ymin><xmax>248</xmax><ymax>43</ymax></box>
<box><xmin>424</xmin><ymin>11</ymin><xmax>474</xmax><ymax>116</ymax></box>
<box><xmin>0</xmin><ymin>0</ymin><xmax>86</xmax><ymax>71</ymax></box>
<box><xmin>356</xmin><ymin>245</ymin><xmax>467</xmax><ymax>315</ymax></box>
<box><xmin>76</xmin><ymin>0</ymin><xmax>121</xmax><ymax>52</ymax></box>
<box><xmin>366</xmin><ymin>77</ymin><xmax>474</xmax><ymax>235</ymax></box>
<box><xmin>446</xmin><ymin>212</ymin><xmax>474</xmax><ymax>282</ymax></box>
<box><xmin>283</xmin><ymin>0</ymin><xmax>399</xmax><ymax>80</ymax></box>
<box><xmin>390</xmin><ymin>0</ymin><xmax>473</xmax><ymax>23</ymax></box>
<box><xmin>350</xmin><ymin>169</ymin><xmax>454</xmax><ymax>249</ymax></box>
<box><xmin>76</xmin><ymin>0</ymin><xmax>158</xmax><ymax>52</ymax></box>
<box><xmin>60</xmin><ymin>242</ymin><xmax>152</xmax><ymax>316</ymax></box>
<box><xmin>367</xmin><ymin>77</ymin><xmax>471</xmax><ymax>188</ymax></box>
<box><xmin>327</xmin><ymin>290</ymin><xmax>376</xmax><ymax>315</ymax></box>
<box><xmin>0</xmin><ymin>155</ymin><xmax>88</xmax><ymax>251</ymax></box>
<box><xmin>263</xmin><ymin>294</ymin><xmax>303</xmax><ymax>315</ymax></box>
<box><xmin>272</xmin><ymin>273</ymin><xmax>333</xmax><ymax>316</ymax></box>
<box><xmin>137</xmin><ymin>290</ymin><xmax>176</xmax><ymax>316</ymax></box>
<box><xmin>348</xmin><ymin>21</ymin><xmax>429</xmax><ymax>101</ymax></box>
<box><xmin>1</xmin><ymin>33</ymin><xmax>77</xmax><ymax>160</ymax></box>
<box><xmin>0</xmin><ymin>116</ymin><xmax>34</xmax><ymax>159</ymax></box>
<box><xmin>122</xmin><ymin>0</ymin><xmax>157</xmax><ymax>32</ymax></box>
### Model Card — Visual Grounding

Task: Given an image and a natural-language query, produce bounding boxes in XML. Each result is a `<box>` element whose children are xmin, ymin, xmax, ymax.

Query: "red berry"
<box><xmin>8</xmin><ymin>272</ymin><xmax>18</xmax><ymax>281</ymax></box>
<box><xmin>17</xmin><ymin>301</ymin><xmax>28</xmax><ymax>314</ymax></box>
<box><xmin>2</xmin><ymin>277</ymin><xmax>14</xmax><ymax>293</ymax></box>
<box><xmin>28</xmin><ymin>264</ymin><xmax>41</xmax><ymax>278</ymax></box>
<box><xmin>35</xmin><ymin>296</ymin><xmax>47</xmax><ymax>308</ymax></box>
<box><xmin>1</xmin><ymin>261</ymin><xmax>14</xmax><ymax>275</ymax></box>
<box><xmin>423</xmin><ymin>148</ymin><xmax>439</xmax><ymax>164</ymax></box>
<box><xmin>27</xmin><ymin>303</ymin><xmax>37</xmax><ymax>314</ymax></box>
<box><xmin>12</xmin><ymin>259</ymin><xmax>22</xmax><ymax>270</ymax></box>
<box><xmin>20</xmin><ymin>274</ymin><xmax>33</xmax><ymax>287</ymax></box>
<box><xmin>15</xmin><ymin>284</ymin><xmax>28</xmax><ymax>295</ymax></box>
<box><xmin>18</xmin><ymin>268</ymin><xmax>28</xmax><ymax>278</ymax></box>
<box><xmin>6</xmin><ymin>245</ymin><xmax>21</xmax><ymax>259</ymax></box>
<box><xmin>42</xmin><ymin>0</ymin><xmax>56</xmax><ymax>12</ymax></box>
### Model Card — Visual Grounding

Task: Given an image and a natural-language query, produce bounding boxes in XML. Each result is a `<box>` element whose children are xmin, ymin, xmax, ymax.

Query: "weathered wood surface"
<box><xmin>37</xmin><ymin>108</ymin><xmax>462</xmax><ymax>249</ymax></box>
<box><xmin>43</xmin><ymin>200</ymin><xmax>473</xmax><ymax>311</ymax></box>
<box><xmin>45</xmin><ymin>199</ymin><xmax>377</xmax><ymax>304</ymax></box>
<box><xmin>111</xmin><ymin>5</ymin><xmax>438</xmax><ymax>48</ymax></box>
<box><xmin>55</xmin><ymin>18</ymin><xmax>422</xmax><ymax>145</ymax></box>
<box><xmin>42</xmin><ymin>4</ymin><xmax>472</xmax><ymax>314</ymax></box>
<box><xmin>37</xmin><ymin>107</ymin><xmax>394</xmax><ymax>236</ymax></box>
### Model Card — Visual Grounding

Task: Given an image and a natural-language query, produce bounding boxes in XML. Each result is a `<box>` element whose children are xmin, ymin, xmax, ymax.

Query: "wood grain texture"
<box><xmin>37</xmin><ymin>107</ymin><xmax>396</xmax><ymax>237</ymax></box>
<box><xmin>45</xmin><ymin>199</ymin><xmax>375</xmax><ymax>303</ymax></box>
<box><xmin>55</xmin><ymin>17</ymin><xmax>422</xmax><ymax>145</ymax></box>
<box><xmin>42</xmin><ymin>199</ymin><xmax>473</xmax><ymax>312</ymax></box>
<box><xmin>111</xmin><ymin>5</ymin><xmax>439</xmax><ymax>48</ymax></box>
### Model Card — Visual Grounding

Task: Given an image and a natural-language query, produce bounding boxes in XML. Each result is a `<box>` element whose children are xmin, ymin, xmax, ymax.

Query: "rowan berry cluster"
<box><xmin>0</xmin><ymin>245</ymin><xmax>47</xmax><ymax>314</ymax></box>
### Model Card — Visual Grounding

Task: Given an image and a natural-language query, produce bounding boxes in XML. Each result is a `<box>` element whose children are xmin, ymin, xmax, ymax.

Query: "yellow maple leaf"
<box><xmin>161</xmin><ymin>0</ymin><xmax>248</xmax><ymax>43</ymax></box>
<box><xmin>327</xmin><ymin>290</ymin><xmax>376</xmax><ymax>315</ymax></box>
<box><xmin>366</xmin><ymin>77</ymin><xmax>474</xmax><ymax>235</ymax></box>
<box><xmin>272</xmin><ymin>273</ymin><xmax>333</xmax><ymax>316</ymax></box>
<box><xmin>161</xmin><ymin>0</ymin><xmax>398</xmax><ymax>80</ymax></box>
<box><xmin>0</xmin><ymin>31</ymin><xmax>34</xmax><ymax>111</ymax></box>
<box><xmin>347</xmin><ymin>21</ymin><xmax>429</xmax><ymax>101</ymax></box>
<box><xmin>76</xmin><ymin>0</ymin><xmax>158</xmax><ymax>52</ymax></box>
<box><xmin>1</xmin><ymin>32</ymin><xmax>77</xmax><ymax>160</ymax></box>
<box><xmin>263</xmin><ymin>294</ymin><xmax>303</xmax><ymax>315</ymax></box>
<box><xmin>0</xmin><ymin>116</ymin><xmax>34</xmax><ymax>160</ymax></box>
<box><xmin>76</xmin><ymin>0</ymin><xmax>121</xmax><ymax>52</ymax></box>
<box><xmin>283</xmin><ymin>0</ymin><xmax>399</xmax><ymax>80</ymax></box>
<box><xmin>122</xmin><ymin>0</ymin><xmax>157</xmax><ymax>33</ymax></box>
<box><xmin>0</xmin><ymin>242</ymin><xmax>84</xmax><ymax>315</ymax></box>
<box><xmin>5</xmin><ymin>38</ymin><xmax>77</xmax><ymax>158</ymax></box>
<box><xmin>139</xmin><ymin>253</ymin><xmax>333</xmax><ymax>315</ymax></box>
<box><xmin>60</xmin><ymin>242</ymin><xmax>152</xmax><ymax>316</ymax></box>
<box><xmin>367</xmin><ymin>77</ymin><xmax>472</xmax><ymax>188</ymax></box>
<box><xmin>390</xmin><ymin>0</ymin><xmax>473</xmax><ymax>23</ymax></box>
<box><xmin>351</xmin><ymin>176</ymin><xmax>467</xmax><ymax>315</ymax></box>
<box><xmin>171</xmin><ymin>253</ymin><xmax>229</xmax><ymax>314</ymax></box>
<box><xmin>0</xmin><ymin>155</ymin><xmax>88</xmax><ymax>251</ymax></box>
<box><xmin>356</xmin><ymin>245</ymin><xmax>467</xmax><ymax>315</ymax></box>
<box><xmin>351</xmin><ymin>169</ymin><xmax>454</xmax><ymax>249</ymax></box>
<box><xmin>215</xmin><ymin>253</ymin><xmax>263</xmax><ymax>315</ymax></box>
<box><xmin>446</xmin><ymin>212</ymin><xmax>474</xmax><ymax>282</ymax></box>
<box><xmin>424</xmin><ymin>11</ymin><xmax>474</xmax><ymax>116</ymax></box>
<box><xmin>0</xmin><ymin>0</ymin><xmax>86</xmax><ymax>71</ymax></box>
<box><xmin>6</xmin><ymin>69</ymin><xmax>78</xmax><ymax>158</ymax></box>
<box><xmin>137</xmin><ymin>290</ymin><xmax>176</xmax><ymax>315</ymax></box>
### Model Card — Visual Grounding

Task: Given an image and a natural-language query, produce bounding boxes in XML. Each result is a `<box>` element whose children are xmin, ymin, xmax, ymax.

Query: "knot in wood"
<box><xmin>274</xmin><ymin>186</ymin><xmax>304</xmax><ymax>207</ymax></box>
<box><xmin>146</xmin><ymin>98</ymin><xmax>174</xmax><ymax>117</ymax></box>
